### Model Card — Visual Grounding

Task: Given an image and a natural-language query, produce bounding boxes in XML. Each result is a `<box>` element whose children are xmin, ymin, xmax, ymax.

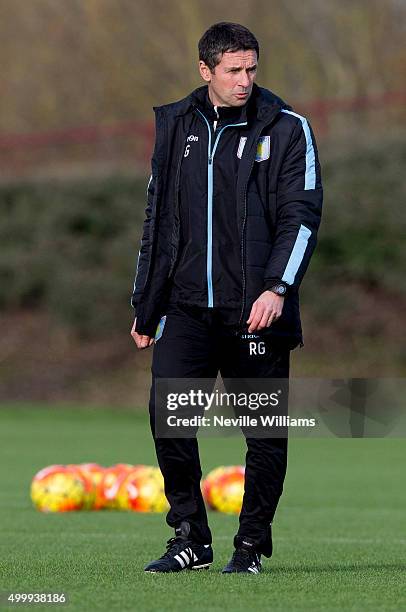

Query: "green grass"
<box><xmin>0</xmin><ymin>405</ymin><xmax>405</xmax><ymax>611</ymax></box>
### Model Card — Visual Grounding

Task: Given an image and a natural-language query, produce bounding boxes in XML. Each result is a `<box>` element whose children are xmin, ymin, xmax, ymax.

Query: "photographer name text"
<box><xmin>166</xmin><ymin>415</ymin><xmax>316</xmax><ymax>428</ymax></box>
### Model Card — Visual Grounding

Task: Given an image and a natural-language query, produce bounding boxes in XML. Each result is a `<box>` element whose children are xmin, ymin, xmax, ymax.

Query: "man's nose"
<box><xmin>238</xmin><ymin>70</ymin><xmax>251</xmax><ymax>88</ymax></box>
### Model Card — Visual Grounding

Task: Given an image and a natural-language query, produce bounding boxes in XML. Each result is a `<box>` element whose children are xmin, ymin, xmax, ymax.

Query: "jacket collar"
<box><xmin>163</xmin><ymin>83</ymin><xmax>290</xmax><ymax>123</ymax></box>
<box><xmin>191</xmin><ymin>87</ymin><xmax>250</xmax><ymax>124</ymax></box>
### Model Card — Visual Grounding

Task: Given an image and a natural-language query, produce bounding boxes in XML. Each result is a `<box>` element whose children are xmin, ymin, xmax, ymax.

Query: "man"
<box><xmin>130</xmin><ymin>22</ymin><xmax>322</xmax><ymax>574</ymax></box>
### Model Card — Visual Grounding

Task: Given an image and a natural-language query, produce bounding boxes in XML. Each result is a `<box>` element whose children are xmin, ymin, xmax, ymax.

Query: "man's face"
<box><xmin>199</xmin><ymin>49</ymin><xmax>258</xmax><ymax>107</ymax></box>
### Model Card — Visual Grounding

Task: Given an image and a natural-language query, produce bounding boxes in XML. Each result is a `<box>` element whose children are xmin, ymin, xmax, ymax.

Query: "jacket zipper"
<box><xmin>195</xmin><ymin>107</ymin><xmax>247</xmax><ymax>308</ymax></box>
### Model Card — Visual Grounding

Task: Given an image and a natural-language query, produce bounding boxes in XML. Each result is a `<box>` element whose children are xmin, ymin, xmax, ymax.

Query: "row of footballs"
<box><xmin>30</xmin><ymin>463</ymin><xmax>246</xmax><ymax>514</ymax></box>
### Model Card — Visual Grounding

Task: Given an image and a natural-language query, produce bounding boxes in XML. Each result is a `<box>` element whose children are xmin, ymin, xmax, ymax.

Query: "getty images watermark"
<box><xmin>156</xmin><ymin>377</ymin><xmax>294</xmax><ymax>438</ymax></box>
<box><xmin>165</xmin><ymin>388</ymin><xmax>315</xmax><ymax>430</ymax></box>
<box><xmin>154</xmin><ymin>378</ymin><xmax>405</xmax><ymax>438</ymax></box>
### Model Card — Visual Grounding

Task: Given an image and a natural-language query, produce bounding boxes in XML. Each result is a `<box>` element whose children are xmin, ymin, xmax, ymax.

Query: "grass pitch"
<box><xmin>0</xmin><ymin>405</ymin><xmax>405</xmax><ymax>611</ymax></box>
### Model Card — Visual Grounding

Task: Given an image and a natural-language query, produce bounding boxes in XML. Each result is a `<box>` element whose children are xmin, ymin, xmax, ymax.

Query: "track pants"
<box><xmin>148</xmin><ymin>302</ymin><xmax>290</xmax><ymax>557</ymax></box>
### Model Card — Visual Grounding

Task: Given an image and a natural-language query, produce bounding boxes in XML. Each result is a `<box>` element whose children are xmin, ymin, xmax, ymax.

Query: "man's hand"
<box><xmin>130</xmin><ymin>317</ymin><xmax>154</xmax><ymax>349</ymax></box>
<box><xmin>246</xmin><ymin>290</ymin><xmax>285</xmax><ymax>333</ymax></box>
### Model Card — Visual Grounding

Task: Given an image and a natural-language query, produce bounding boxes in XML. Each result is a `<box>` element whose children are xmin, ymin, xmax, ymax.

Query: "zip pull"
<box><xmin>213</xmin><ymin>105</ymin><xmax>219</xmax><ymax>132</ymax></box>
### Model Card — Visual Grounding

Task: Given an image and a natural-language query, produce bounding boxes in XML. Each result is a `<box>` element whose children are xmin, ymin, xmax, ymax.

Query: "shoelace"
<box><xmin>230</xmin><ymin>547</ymin><xmax>258</xmax><ymax>570</ymax></box>
<box><xmin>160</xmin><ymin>536</ymin><xmax>191</xmax><ymax>560</ymax></box>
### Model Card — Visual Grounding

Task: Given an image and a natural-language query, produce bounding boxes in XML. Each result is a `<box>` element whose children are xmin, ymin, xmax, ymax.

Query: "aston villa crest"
<box><xmin>237</xmin><ymin>135</ymin><xmax>271</xmax><ymax>161</ymax></box>
<box><xmin>255</xmin><ymin>136</ymin><xmax>270</xmax><ymax>162</ymax></box>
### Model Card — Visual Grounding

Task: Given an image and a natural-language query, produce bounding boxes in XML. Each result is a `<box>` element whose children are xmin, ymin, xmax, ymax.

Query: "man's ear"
<box><xmin>199</xmin><ymin>61</ymin><xmax>212</xmax><ymax>83</ymax></box>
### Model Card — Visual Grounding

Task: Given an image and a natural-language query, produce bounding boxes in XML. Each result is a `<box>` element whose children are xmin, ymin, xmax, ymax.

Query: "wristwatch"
<box><xmin>269</xmin><ymin>282</ymin><xmax>287</xmax><ymax>296</ymax></box>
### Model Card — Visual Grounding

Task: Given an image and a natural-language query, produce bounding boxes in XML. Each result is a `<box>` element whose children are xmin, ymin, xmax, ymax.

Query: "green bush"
<box><xmin>315</xmin><ymin>138</ymin><xmax>406</xmax><ymax>292</ymax></box>
<box><xmin>0</xmin><ymin>177</ymin><xmax>147</xmax><ymax>336</ymax></box>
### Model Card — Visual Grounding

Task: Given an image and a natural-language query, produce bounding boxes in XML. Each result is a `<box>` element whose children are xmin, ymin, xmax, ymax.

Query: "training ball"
<box><xmin>68</xmin><ymin>463</ymin><xmax>104</xmax><ymax>510</ymax></box>
<box><xmin>99</xmin><ymin>463</ymin><xmax>135</xmax><ymax>509</ymax></box>
<box><xmin>31</xmin><ymin>465</ymin><xmax>90</xmax><ymax>512</ymax></box>
<box><xmin>74</xmin><ymin>463</ymin><xmax>106</xmax><ymax>510</ymax></box>
<box><xmin>203</xmin><ymin>466</ymin><xmax>245</xmax><ymax>514</ymax></box>
<box><xmin>115</xmin><ymin>465</ymin><xmax>169</xmax><ymax>512</ymax></box>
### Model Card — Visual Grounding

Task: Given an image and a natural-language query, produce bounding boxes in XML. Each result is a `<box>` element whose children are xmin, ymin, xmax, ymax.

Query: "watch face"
<box><xmin>275</xmin><ymin>284</ymin><xmax>286</xmax><ymax>295</ymax></box>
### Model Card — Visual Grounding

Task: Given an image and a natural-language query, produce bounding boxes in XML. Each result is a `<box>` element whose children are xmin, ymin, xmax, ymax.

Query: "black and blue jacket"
<box><xmin>131</xmin><ymin>83</ymin><xmax>323</xmax><ymax>348</ymax></box>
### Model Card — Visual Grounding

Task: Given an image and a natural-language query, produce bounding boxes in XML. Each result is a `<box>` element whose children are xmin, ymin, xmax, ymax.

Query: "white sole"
<box><xmin>190</xmin><ymin>562</ymin><xmax>212</xmax><ymax>570</ymax></box>
<box><xmin>144</xmin><ymin>563</ymin><xmax>211</xmax><ymax>573</ymax></box>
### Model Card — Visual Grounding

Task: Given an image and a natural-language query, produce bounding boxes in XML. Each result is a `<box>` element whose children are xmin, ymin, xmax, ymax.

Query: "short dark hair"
<box><xmin>198</xmin><ymin>22</ymin><xmax>259</xmax><ymax>72</ymax></box>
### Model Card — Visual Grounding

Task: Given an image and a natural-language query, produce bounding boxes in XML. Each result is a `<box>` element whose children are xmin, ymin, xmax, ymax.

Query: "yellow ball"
<box><xmin>31</xmin><ymin>465</ymin><xmax>88</xmax><ymax>512</ymax></box>
<box><xmin>66</xmin><ymin>463</ymin><xmax>103</xmax><ymax>510</ymax></box>
<box><xmin>99</xmin><ymin>463</ymin><xmax>135</xmax><ymax>509</ymax></box>
<box><xmin>203</xmin><ymin>466</ymin><xmax>245</xmax><ymax>514</ymax></box>
<box><xmin>116</xmin><ymin>465</ymin><xmax>169</xmax><ymax>513</ymax></box>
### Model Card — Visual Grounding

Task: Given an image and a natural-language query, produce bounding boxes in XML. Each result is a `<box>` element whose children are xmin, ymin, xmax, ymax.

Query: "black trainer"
<box><xmin>144</xmin><ymin>521</ymin><xmax>213</xmax><ymax>573</ymax></box>
<box><xmin>222</xmin><ymin>536</ymin><xmax>262</xmax><ymax>574</ymax></box>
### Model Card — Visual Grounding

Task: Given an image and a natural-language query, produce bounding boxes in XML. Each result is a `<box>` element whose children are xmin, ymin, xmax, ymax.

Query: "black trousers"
<box><xmin>148</xmin><ymin>303</ymin><xmax>290</xmax><ymax>557</ymax></box>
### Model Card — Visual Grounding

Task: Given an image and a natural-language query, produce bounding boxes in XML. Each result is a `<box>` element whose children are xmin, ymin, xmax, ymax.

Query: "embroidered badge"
<box><xmin>255</xmin><ymin>136</ymin><xmax>270</xmax><ymax>162</ymax></box>
<box><xmin>154</xmin><ymin>315</ymin><xmax>167</xmax><ymax>342</ymax></box>
<box><xmin>237</xmin><ymin>136</ymin><xmax>247</xmax><ymax>159</ymax></box>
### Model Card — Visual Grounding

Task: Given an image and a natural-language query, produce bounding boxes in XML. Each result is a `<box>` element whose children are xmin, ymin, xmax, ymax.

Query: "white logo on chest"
<box><xmin>184</xmin><ymin>135</ymin><xmax>199</xmax><ymax>157</ymax></box>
